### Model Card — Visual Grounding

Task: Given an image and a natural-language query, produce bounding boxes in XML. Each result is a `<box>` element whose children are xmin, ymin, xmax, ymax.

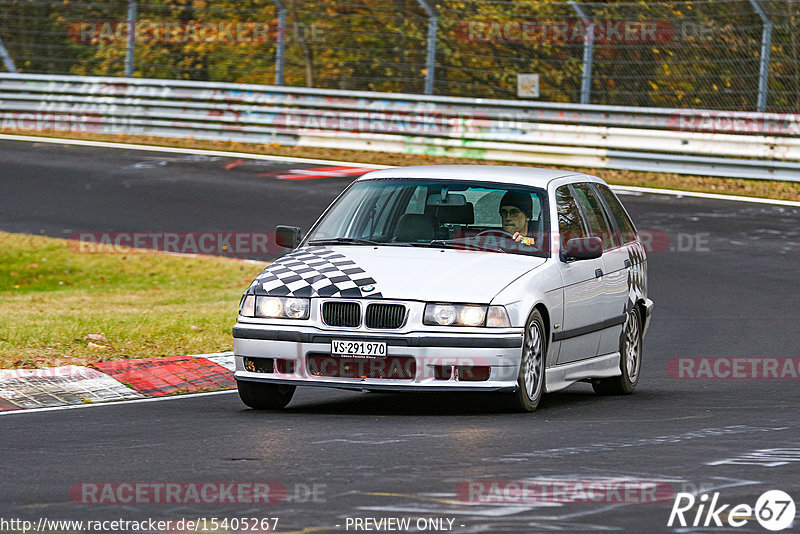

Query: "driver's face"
<box><xmin>500</xmin><ymin>205</ymin><xmax>530</xmax><ymax>234</ymax></box>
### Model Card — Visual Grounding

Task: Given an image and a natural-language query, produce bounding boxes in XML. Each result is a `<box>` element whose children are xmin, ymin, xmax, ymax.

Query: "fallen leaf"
<box><xmin>84</xmin><ymin>333</ymin><xmax>109</xmax><ymax>343</ymax></box>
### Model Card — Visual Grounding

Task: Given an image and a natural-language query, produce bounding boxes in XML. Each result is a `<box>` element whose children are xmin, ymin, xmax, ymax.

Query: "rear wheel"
<box><xmin>237</xmin><ymin>380</ymin><xmax>295</xmax><ymax>410</ymax></box>
<box><xmin>592</xmin><ymin>306</ymin><xmax>642</xmax><ymax>396</ymax></box>
<box><xmin>501</xmin><ymin>309</ymin><xmax>546</xmax><ymax>412</ymax></box>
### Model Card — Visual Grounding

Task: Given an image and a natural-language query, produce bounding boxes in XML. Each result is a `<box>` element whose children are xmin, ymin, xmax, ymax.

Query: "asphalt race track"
<box><xmin>1</xmin><ymin>139</ymin><xmax>799</xmax><ymax>533</ymax></box>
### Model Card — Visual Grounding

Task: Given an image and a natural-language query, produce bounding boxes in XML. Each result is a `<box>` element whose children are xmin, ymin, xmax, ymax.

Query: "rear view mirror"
<box><xmin>275</xmin><ymin>225</ymin><xmax>302</xmax><ymax>249</ymax></box>
<box><xmin>427</xmin><ymin>193</ymin><xmax>466</xmax><ymax>207</ymax></box>
<box><xmin>563</xmin><ymin>236</ymin><xmax>603</xmax><ymax>261</ymax></box>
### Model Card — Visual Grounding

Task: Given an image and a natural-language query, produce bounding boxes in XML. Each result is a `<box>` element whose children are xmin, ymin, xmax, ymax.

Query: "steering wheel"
<box><xmin>475</xmin><ymin>229</ymin><xmax>516</xmax><ymax>239</ymax></box>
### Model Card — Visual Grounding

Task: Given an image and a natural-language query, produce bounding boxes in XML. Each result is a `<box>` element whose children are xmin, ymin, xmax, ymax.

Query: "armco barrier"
<box><xmin>1</xmin><ymin>73</ymin><xmax>799</xmax><ymax>181</ymax></box>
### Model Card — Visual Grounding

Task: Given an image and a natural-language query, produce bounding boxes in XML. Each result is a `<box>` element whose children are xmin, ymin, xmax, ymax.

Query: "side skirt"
<box><xmin>545</xmin><ymin>352</ymin><xmax>621</xmax><ymax>393</ymax></box>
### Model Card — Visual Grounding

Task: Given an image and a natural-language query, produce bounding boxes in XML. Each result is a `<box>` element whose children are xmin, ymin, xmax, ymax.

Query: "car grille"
<box><xmin>322</xmin><ymin>301</ymin><xmax>361</xmax><ymax>327</ymax></box>
<box><xmin>365</xmin><ymin>303</ymin><xmax>406</xmax><ymax>329</ymax></box>
<box><xmin>307</xmin><ymin>353</ymin><xmax>416</xmax><ymax>380</ymax></box>
<box><xmin>321</xmin><ymin>301</ymin><xmax>407</xmax><ymax>329</ymax></box>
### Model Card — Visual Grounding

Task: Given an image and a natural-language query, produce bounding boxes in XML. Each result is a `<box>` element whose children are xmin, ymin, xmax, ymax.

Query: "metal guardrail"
<box><xmin>1</xmin><ymin>73</ymin><xmax>799</xmax><ymax>181</ymax></box>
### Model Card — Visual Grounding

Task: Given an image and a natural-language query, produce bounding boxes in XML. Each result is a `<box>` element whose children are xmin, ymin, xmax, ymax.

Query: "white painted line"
<box><xmin>1</xmin><ymin>133</ymin><xmax>797</xmax><ymax>207</ymax></box>
<box><xmin>185</xmin><ymin>350</ymin><xmax>234</xmax><ymax>359</ymax></box>
<box><xmin>611</xmin><ymin>185</ymin><xmax>800</xmax><ymax>207</ymax></box>
<box><xmin>0</xmin><ymin>389</ymin><xmax>238</xmax><ymax>417</ymax></box>
<box><xmin>0</xmin><ymin>351</ymin><xmax>235</xmax><ymax>413</ymax></box>
<box><xmin>0</xmin><ymin>133</ymin><xmax>391</xmax><ymax>169</ymax></box>
<box><xmin>205</xmin><ymin>352</ymin><xmax>236</xmax><ymax>372</ymax></box>
<box><xmin>0</xmin><ymin>365</ymin><xmax>143</xmax><ymax>409</ymax></box>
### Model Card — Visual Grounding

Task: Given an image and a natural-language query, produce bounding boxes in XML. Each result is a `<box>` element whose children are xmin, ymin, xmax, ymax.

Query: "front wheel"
<box><xmin>592</xmin><ymin>306</ymin><xmax>642</xmax><ymax>396</ymax></box>
<box><xmin>500</xmin><ymin>309</ymin><xmax>546</xmax><ymax>412</ymax></box>
<box><xmin>237</xmin><ymin>380</ymin><xmax>296</xmax><ymax>410</ymax></box>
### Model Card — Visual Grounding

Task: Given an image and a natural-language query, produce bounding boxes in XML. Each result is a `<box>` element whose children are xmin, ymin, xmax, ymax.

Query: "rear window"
<box><xmin>596</xmin><ymin>185</ymin><xmax>637</xmax><ymax>244</ymax></box>
<box><xmin>571</xmin><ymin>183</ymin><xmax>618</xmax><ymax>250</ymax></box>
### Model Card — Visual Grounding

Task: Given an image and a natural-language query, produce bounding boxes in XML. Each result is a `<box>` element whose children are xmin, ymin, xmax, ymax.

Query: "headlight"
<box><xmin>240</xmin><ymin>296</ymin><xmax>310</xmax><ymax>319</ymax></box>
<box><xmin>424</xmin><ymin>303</ymin><xmax>509</xmax><ymax>327</ymax></box>
<box><xmin>427</xmin><ymin>304</ymin><xmax>457</xmax><ymax>326</ymax></box>
<box><xmin>458</xmin><ymin>305</ymin><xmax>487</xmax><ymax>327</ymax></box>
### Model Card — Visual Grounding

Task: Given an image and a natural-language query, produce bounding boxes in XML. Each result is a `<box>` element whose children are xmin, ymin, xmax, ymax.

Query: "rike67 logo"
<box><xmin>668</xmin><ymin>490</ymin><xmax>796</xmax><ymax>531</ymax></box>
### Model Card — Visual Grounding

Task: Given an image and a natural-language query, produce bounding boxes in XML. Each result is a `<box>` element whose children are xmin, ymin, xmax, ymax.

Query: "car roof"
<box><xmin>356</xmin><ymin>165</ymin><xmax>604</xmax><ymax>188</ymax></box>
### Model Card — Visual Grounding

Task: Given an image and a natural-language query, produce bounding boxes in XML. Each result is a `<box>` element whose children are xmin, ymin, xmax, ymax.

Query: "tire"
<box><xmin>500</xmin><ymin>309</ymin><xmax>546</xmax><ymax>412</ymax></box>
<box><xmin>592</xmin><ymin>306</ymin><xmax>642</xmax><ymax>396</ymax></box>
<box><xmin>237</xmin><ymin>380</ymin><xmax>296</xmax><ymax>410</ymax></box>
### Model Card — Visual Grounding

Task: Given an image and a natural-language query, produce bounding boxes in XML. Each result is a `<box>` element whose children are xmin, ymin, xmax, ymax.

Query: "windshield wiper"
<box><xmin>407</xmin><ymin>239</ymin><xmax>507</xmax><ymax>253</ymax></box>
<box><xmin>308</xmin><ymin>237</ymin><xmax>383</xmax><ymax>246</ymax></box>
<box><xmin>308</xmin><ymin>238</ymin><xmax>414</xmax><ymax>247</ymax></box>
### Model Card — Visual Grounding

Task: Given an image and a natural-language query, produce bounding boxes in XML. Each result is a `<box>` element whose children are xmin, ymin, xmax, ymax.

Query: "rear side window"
<box><xmin>571</xmin><ymin>183</ymin><xmax>618</xmax><ymax>250</ymax></box>
<box><xmin>556</xmin><ymin>185</ymin><xmax>588</xmax><ymax>245</ymax></box>
<box><xmin>596</xmin><ymin>185</ymin><xmax>637</xmax><ymax>244</ymax></box>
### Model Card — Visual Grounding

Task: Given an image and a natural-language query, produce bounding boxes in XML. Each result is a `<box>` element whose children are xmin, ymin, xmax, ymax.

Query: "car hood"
<box><xmin>250</xmin><ymin>245</ymin><xmax>546</xmax><ymax>303</ymax></box>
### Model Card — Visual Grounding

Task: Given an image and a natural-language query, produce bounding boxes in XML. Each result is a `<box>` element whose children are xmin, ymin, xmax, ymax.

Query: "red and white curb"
<box><xmin>0</xmin><ymin>352</ymin><xmax>235</xmax><ymax>412</ymax></box>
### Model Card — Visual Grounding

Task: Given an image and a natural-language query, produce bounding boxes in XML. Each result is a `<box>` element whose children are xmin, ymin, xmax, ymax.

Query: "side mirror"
<box><xmin>562</xmin><ymin>236</ymin><xmax>603</xmax><ymax>261</ymax></box>
<box><xmin>275</xmin><ymin>225</ymin><xmax>301</xmax><ymax>249</ymax></box>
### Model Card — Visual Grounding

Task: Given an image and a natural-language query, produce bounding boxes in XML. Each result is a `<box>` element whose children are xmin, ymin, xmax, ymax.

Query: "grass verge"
<box><xmin>0</xmin><ymin>231</ymin><xmax>265</xmax><ymax>369</ymax></box>
<box><xmin>3</xmin><ymin>130</ymin><xmax>799</xmax><ymax>202</ymax></box>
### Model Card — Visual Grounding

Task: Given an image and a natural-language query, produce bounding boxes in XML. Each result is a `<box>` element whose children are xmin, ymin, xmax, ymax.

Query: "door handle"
<box><xmin>624</xmin><ymin>259</ymin><xmax>631</xmax><ymax>268</ymax></box>
<box><xmin>595</xmin><ymin>269</ymin><xmax>603</xmax><ymax>278</ymax></box>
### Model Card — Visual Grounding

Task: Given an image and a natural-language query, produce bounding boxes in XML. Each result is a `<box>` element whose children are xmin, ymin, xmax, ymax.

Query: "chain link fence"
<box><xmin>0</xmin><ymin>0</ymin><xmax>798</xmax><ymax>112</ymax></box>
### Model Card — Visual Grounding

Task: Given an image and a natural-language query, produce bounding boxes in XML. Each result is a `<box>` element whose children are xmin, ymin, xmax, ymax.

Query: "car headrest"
<box><xmin>395</xmin><ymin>213</ymin><xmax>437</xmax><ymax>242</ymax></box>
<box><xmin>436</xmin><ymin>202</ymin><xmax>474</xmax><ymax>225</ymax></box>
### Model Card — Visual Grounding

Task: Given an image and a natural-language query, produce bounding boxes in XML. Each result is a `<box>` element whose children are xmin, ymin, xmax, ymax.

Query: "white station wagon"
<box><xmin>233</xmin><ymin>165</ymin><xmax>653</xmax><ymax>412</ymax></box>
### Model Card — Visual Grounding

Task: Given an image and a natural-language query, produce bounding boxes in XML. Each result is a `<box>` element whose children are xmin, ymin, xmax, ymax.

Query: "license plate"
<box><xmin>331</xmin><ymin>340</ymin><xmax>387</xmax><ymax>357</ymax></box>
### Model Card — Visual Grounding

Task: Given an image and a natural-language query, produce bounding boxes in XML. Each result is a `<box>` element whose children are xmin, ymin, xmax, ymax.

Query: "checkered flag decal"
<box><xmin>252</xmin><ymin>247</ymin><xmax>382</xmax><ymax>298</ymax></box>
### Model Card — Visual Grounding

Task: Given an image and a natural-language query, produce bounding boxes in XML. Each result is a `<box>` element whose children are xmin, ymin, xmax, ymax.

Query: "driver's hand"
<box><xmin>512</xmin><ymin>232</ymin><xmax>523</xmax><ymax>242</ymax></box>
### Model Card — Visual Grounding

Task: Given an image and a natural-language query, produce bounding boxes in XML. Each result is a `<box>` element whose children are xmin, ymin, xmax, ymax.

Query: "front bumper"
<box><xmin>233</xmin><ymin>324</ymin><xmax>523</xmax><ymax>392</ymax></box>
<box><xmin>642</xmin><ymin>298</ymin><xmax>654</xmax><ymax>338</ymax></box>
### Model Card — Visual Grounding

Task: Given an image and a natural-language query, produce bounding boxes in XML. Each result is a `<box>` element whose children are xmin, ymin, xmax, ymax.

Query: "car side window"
<box><xmin>596</xmin><ymin>185</ymin><xmax>637</xmax><ymax>244</ymax></box>
<box><xmin>556</xmin><ymin>185</ymin><xmax>588</xmax><ymax>246</ymax></box>
<box><xmin>571</xmin><ymin>183</ymin><xmax>618</xmax><ymax>250</ymax></box>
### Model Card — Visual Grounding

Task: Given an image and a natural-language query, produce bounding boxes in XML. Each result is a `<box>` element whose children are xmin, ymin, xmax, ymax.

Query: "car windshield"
<box><xmin>305</xmin><ymin>179</ymin><xmax>550</xmax><ymax>257</ymax></box>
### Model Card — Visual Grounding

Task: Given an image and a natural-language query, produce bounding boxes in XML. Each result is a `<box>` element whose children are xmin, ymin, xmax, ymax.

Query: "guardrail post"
<box><xmin>0</xmin><ymin>36</ymin><xmax>17</xmax><ymax>73</ymax></box>
<box><xmin>273</xmin><ymin>0</ymin><xmax>286</xmax><ymax>85</ymax></box>
<box><xmin>125</xmin><ymin>0</ymin><xmax>137</xmax><ymax>77</ymax></box>
<box><xmin>569</xmin><ymin>0</ymin><xmax>594</xmax><ymax>105</ymax></box>
<box><xmin>415</xmin><ymin>0</ymin><xmax>438</xmax><ymax>95</ymax></box>
<box><xmin>748</xmin><ymin>0</ymin><xmax>772</xmax><ymax>112</ymax></box>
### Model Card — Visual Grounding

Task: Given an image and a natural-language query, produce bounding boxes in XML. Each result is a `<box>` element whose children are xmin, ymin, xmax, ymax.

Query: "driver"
<box><xmin>499</xmin><ymin>191</ymin><xmax>535</xmax><ymax>245</ymax></box>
